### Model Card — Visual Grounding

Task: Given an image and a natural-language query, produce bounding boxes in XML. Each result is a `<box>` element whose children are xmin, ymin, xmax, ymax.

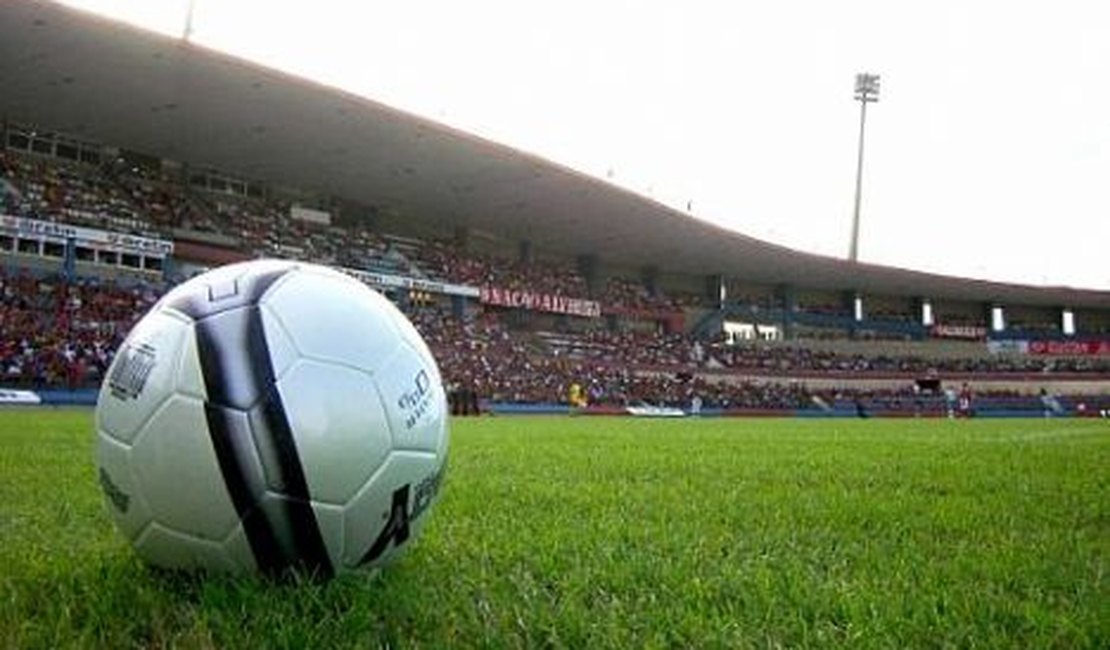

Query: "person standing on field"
<box><xmin>958</xmin><ymin>382</ymin><xmax>973</xmax><ymax>418</ymax></box>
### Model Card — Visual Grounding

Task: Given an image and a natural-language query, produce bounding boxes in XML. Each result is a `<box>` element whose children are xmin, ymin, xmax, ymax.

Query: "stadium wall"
<box><xmin>6</xmin><ymin>389</ymin><xmax>1106</xmax><ymax>418</ymax></box>
<box><xmin>480</xmin><ymin>401</ymin><xmax>1107</xmax><ymax>418</ymax></box>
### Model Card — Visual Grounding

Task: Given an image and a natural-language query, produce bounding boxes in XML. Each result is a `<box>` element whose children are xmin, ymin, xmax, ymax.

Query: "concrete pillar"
<box><xmin>989</xmin><ymin>304</ymin><xmax>1006</xmax><ymax>333</ymax></box>
<box><xmin>776</xmin><ymin>284</ymin><xmax>797</xmax><ymax>340</ymax></box>
<box><xmin>917</xmin><ymin>298</ymin><xmax>934</xmax><ymax>326</ymax></box>
<box><xmin>576</xmin><ymin>254</ymin><xmax>599</xmax><ymax>294</ymax></box>
<box><xmin>705</xmin><ymin>274</ymin><xmax>724</xmax><ymax>306</ymax></box>
<box><xmin>453</xmin><ymin>225</ymin><xmax>470</xmax><ymax>250</ymax></box>
<box><xmin>63</xmin><ymin>237</ymin><xmax>76</xmax><ymax>281</ymax></box>
<box><xmin>641</xmin><ymin>265</ymin><xmax>660</xmax><ymax>297</ymax></box>
<box><xmin>518</xmin><ymin>239</ymin><xmax>533</xmax><ymax>265</ymax></box>
<box><xmin>161</xmin><ymin>255</ymin><xmax>175</xmax><ymax>283</ymax></box>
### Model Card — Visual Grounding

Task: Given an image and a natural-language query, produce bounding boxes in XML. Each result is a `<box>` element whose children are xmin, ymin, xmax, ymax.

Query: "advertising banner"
<box><xmin>1027</xmin><ymin>340</ymin><xmax>1110</xmax><ymax>356</ymax></box>
<box><xmin>346</xmin><ymin>268</ymin><xmax>480</xmax><ymax>298</ymax></box>
<box><xmin>625</xmin><ymin>405</ymin><xmax>688</xmax><ymax>417</ymax></box>
<box><xmin>1</xmin><ymin>215</ymin><xmax>173</xmax><ymax>255</ymax></box>
<box><xmin>290</xmin><ymin>205</ymin><xmax>332</xmax><ymax>225</ymax></box>
<box><xmin>986</xmin><ymin>340</ymin><xmax>1029</xmax><ymax>355</ymax></box>
<box><xmin>930</xmin><ymin>324</ymin><xmax>987</xmax><ymax>340</ymax></box>
<box><xmin>0</xmin><ymin>389</ymin><xmax>42</xmax><ymax>405</ymax></box>
<box><xmin>480</xmin><ymin>286</ymin><xmax>601</xmax><ymax>318</ymax></box>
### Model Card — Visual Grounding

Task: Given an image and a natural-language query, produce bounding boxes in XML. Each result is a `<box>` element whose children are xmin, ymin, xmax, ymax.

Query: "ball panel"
<box><xmin>311</xmin><ymin>502</ymin><xmax>346</xmax><ymax>572</ymax></box>
<box><xmin>276</xmin><ymin>360</ymin><xmax>393</xmax><ymax>505</ymax></box>
<box><xmin>434</xmin><ymin>416</ymin><xmax>449</xmax><ymax>463</ymax></box>
<box><xmin>375</xmin><ymin>342</ymin><xmax>447</xmax><ymax>454</ymax></box>
<box><xmin>260</xmin><ymin>270</ymin><xmax>403</xmax><ymax>374</ymax></box>
<box><xmin>96</xmin><ymin>309</ymin><xmax>191</xmax><ymax>445</ymax></box>
<box><xmin>134</xmin><ymin>522</ymin><xmax>242</xmax><ymax>573</ymax></box>
<box><xmin>294</xmin><ymin>263</ymin><xmax>364</xmax><ymax>284</ymax></box>
<box><xmin>156</xmin><ymin>259</ymin><xmax>298</xmax><ymax>317</ymax></box>
<box><xmin>95</xmin><ymin>431</ymin><xmax>153</xmax><ymax>542</ymax></box>
<box><xmin>390</xmin><ymin>308</ymin><xmax>443</xmax><ymax>386</ymax></box>
<box><xmin>253</xmin><ymin>491</ymin><xmax>333</xmax><ymax>576</ymax></box>
<box><xmin>342</xmin><ymin>451</ymin><xmax>441</xmax><ymax>570</ymax></box>
<box><xmin>130</xmin><ymin>395</ymin><xmax>240</xmax><ymax>542</ymax></box>
<box><xmin>174</xmin><ymin>323</ymin><xmax>207</xmax><ymax>401</ymax></box>
<box><xmin>259</xmin><ymin>305</ymin><xmax>299</xmax><ymax>382</ymax></box>
<box><xmin>191</xmin><ymin>306</ymin><xmax>275</xmax><ymax>411</ymax></box>
<box><xmin>221</xmin><ymin>523</ymin><xmax>260</xmax><ymax>573</ymax></box>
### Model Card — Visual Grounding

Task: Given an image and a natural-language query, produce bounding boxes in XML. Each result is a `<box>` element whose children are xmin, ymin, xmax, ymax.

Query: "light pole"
<box><xmin>849</xmin><ymin>73</ymin><xmax>880</xmax><ymax>262</ymax></box>
<box><xmin>183</xmin><ymin>0</ymin><xmax>197</xmax><ymax>41</ymax></box>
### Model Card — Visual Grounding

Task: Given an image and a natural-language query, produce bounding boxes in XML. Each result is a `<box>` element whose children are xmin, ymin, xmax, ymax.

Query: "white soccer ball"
<box><xmin>95</xmin><ymin>260</ymin><xmax>448</xmax><ymax>578</ymax></box>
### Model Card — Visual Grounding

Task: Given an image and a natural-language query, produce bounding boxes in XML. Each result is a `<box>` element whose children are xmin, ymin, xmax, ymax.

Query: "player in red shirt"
<box><xmin>958</xmin><ymin>382</ymin><xmax>973</xmax><ymax>418</ymax></box>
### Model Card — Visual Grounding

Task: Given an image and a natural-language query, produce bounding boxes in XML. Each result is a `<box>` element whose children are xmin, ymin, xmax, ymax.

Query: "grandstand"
<box><xmin>1</xmin><ymin>1</ymin><xmax>1108</xmax><ymax>417</ymax></box>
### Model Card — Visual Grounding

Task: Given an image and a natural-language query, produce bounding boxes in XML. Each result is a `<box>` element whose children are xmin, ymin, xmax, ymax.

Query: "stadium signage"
<box><xmin>344</xmin><ymin>268</ymin><xmax>480</xmax><ymax>298</ymax></box>
<box><xmin>987</xmin><ymin>339</ymin><xmax>1110</xmax><ymax>356</ymax></box>
<box><xmin>0</xmin><ymin>389</ymin><xmax>41</xmax><ymax>405</ymax></box>
<box><xmin>1</xmin><ymin>215</ymin><xmax>174</xmax><ymax>255</ymax></box>
<box><xmin>930</xmin><ymin>324</ymin><xmax>987</xmax><ymax>340</ymax></box>
<box><xmin>480</xmin><ymin>286</ymin><xmax>602</xmax><ymax>318</ymax></box>
<box><xmin>626</xmin><ymin>405</ymin><xmax>687</xmax><ymax>417</ymax></box>
<box><xmin>986</xmin><ymin>340</ymin><xmax>1029</xmax><ymax>355</ymax></box>
<box><xmin>1028</xmin><ymin>340</ymin><xmax>1110</xmax><ymax>356</ymax></box>
<box><xmin>103</xmin><ymin>232</ymin><xmax>174</xmax><ymax>255</ymax></box>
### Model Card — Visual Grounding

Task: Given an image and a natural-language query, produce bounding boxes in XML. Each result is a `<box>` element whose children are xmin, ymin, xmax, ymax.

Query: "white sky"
<box><xmin>59</xmin><ymin>0</ymin><xmax>1110</xmax><ymax>290</ymax></box>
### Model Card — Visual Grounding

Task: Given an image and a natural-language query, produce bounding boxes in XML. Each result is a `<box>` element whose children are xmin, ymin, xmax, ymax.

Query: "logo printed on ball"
<box><xmin>361</xmin><ymin>466</ymin><xmax>443</xmax><ymax>565</ymax></box>
<box><xmin>108</xmin><ymin>343</ymin><xmax>156</xmax><ymax>400</ymax></box>
<box><xmin>397</xmin><ymin>368</ymin><xmax>433</xmax><ymax>430</ymax></box>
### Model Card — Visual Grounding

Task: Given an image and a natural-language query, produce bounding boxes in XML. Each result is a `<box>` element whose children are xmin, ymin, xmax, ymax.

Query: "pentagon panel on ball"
<box><xmin>94</xmin><ymin>260</ymin><xmax>449</xmax><ymax>579</ymax></box>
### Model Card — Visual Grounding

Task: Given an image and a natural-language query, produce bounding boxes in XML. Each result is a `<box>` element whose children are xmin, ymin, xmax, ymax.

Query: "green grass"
<box><xmin>2</xmin><ymin>410</ymin><xmax>1108</xmax><ymax>648</ymax></box>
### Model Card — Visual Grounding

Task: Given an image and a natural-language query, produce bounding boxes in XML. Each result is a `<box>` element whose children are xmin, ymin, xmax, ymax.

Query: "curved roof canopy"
<box><xmin>2</xmin><ymin>1</ymin><xmax>1107</xmax><ymax>309</ymax></box>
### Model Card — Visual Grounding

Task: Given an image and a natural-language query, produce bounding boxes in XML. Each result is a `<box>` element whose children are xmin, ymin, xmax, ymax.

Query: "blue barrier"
<box><xmin>485</xmin><ymin>402</ymin><xmax>572</xmax><ymax>415</ymax></box>
<box><xmin>36</xmin><ymin>388</ymin><xmax>99</xmax><ymax>406</ymax></box>
<box><xmin>5</xmin><ymin>388</ymin><xmax>1099</xmax><ymax>418</ymax></box>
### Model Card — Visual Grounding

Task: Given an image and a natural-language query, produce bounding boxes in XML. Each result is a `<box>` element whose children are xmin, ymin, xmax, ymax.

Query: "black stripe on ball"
<box><xmin>169</xmin><ymin>266</ymin><xmax>333</xmax><ymax>578</ymax></box>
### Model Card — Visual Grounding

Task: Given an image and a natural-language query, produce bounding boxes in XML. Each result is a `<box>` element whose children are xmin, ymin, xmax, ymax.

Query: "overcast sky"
<box><xmin>60</xmin><ymin>0</ymin><xmax>1110</xmax><ymax>290</ymax></box>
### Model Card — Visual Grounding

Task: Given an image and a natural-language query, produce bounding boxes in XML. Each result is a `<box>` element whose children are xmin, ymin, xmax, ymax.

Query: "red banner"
<box><xmin>480</xmin><ymin>286</ymin><xmax>601</xmax><ymax>318</ymax></box>
<box><xmin>1027</xmin><ymin>340</ymin><xmax>1110</xmax><ymax>356</ymax></box>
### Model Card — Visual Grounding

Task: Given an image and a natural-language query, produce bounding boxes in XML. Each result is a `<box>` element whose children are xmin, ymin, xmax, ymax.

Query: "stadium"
<box><xmin>1</xmin><ymin>2</ymin><xmax>1107</xmax><ymax>647</ymax></box>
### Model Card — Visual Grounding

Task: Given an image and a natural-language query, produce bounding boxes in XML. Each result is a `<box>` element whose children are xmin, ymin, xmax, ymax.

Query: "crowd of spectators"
<box><xmin>3</xmin><ymin>148</ymin><xmax>695</xmax><ymax>311</ymax></box>
<box><xmin>0</xmin><ymin>268</ymin><xmax>161</xmax><ymax>388</ymax></box>
<box><xmin>1</xmin><ymin>260</ymin><xmax>1107</xmax><ymax>402</ymax></box>
<box><xmin>702</xmin><ymin>339</ymin><xmax>1106</xmax><ymax>374</ymax></box>
<box><xmin>413</xmin><ymin>241</ymin><xmax>590</xmax><ymax>298</ymax></box>
<box><xmin>99</xmin><ymin>159</ymin><xmax>196</xmax><ymax>233</ymax></box>
<box><xmin>402</xmin><ymin>310</ymin><xmax>1110</xmax><ymax>408</ymax></box>
<box><xmin>1</xmin><ymin>151</ymin><xmax>163</xmax><ymax>238</ymax></box>
<box><xmin>534</xmin><ymin>329</ymin><xmax>1110</xmax><ymax>376</ymax></box>
<box><xmin>601</xmin><ymin>276</ymin><xmax>692</xmax><ymax>312</ymax></box>
<box><xmin>406</xmin><ymin>308</ymin><xmax>816</xmax><ymax>407</ymax></box>
<box><xmin>3</xmin><ymin>148</ymin><xmax>1108</xmax><ymax>408</ymax></box>
<box><xmin>412</xmin><ymin>241</ymin><xmax>693</xmax><ymax>311</ymax></box>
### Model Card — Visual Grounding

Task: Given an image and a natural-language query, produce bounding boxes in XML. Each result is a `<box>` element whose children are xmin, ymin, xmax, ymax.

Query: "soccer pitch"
<box><xmin>1</xmin><ymin>410</ymin><xmax>1107</xmax><ymax>648</ymax></box>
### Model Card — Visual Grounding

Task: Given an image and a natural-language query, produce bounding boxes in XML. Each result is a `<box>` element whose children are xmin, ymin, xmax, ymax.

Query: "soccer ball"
<box><xmin>95</xmin><ymin>260</ymin><xmax>448</xmax><ymax>578</ymax></box>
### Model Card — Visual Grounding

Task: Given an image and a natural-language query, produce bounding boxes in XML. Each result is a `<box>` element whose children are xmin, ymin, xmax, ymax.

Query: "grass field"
<box><xmin>1</xmin><ymin>409</ymin><xmax>1107</xmax><ymax>648</ymax></box>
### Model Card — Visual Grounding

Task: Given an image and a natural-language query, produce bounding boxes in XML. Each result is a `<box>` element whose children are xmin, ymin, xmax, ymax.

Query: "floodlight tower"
<box><xmin>183</xmin><ymin>0</ymin><xmax>197</xmax><ymax>41</ymax></box>
<box><xmin>849</xmin><ymin>73</ymin><xmax>880</xmax><ymax>262</ymax></box>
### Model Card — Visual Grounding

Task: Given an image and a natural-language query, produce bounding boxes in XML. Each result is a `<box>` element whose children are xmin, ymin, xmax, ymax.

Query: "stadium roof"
<box><xmin>2</xmin><ymin>1</ymin><xmax>1108</xmax><ymax>310</ymax></box>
